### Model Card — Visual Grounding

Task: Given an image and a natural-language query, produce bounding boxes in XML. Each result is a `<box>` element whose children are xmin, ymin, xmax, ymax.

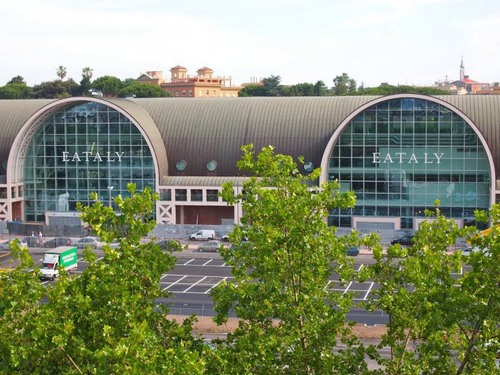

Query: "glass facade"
<box><xmin>24</xmin><ymin>101</ymin><xmax>155</xmax><ymax>222</ymax></box>
<box><xmin>328</xmin><ymin>98</ymin><xmax>490</xmax><ymax>229</ymax></box>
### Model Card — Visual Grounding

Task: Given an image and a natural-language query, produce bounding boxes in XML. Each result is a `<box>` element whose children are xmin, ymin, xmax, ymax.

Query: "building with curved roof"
<box><xmin>0</xmin><ymin>94</ymin><xmax>499</xmax><ymax>231</ymax></box>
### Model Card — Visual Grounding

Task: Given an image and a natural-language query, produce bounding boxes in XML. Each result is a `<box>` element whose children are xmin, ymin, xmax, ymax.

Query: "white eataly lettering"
<box><xmin>62</xmin><ymin>151</ymin><xmax>125</xmax><ymax>162</ymax></box>
<box><xmin>372</xmin><ymin>152</ymin><xmax>444</xmax><ymax>164</ymax></box>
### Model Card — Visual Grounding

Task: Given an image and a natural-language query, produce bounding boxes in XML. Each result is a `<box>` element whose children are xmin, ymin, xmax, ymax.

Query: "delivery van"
<box><xmin>39</xmin><ymin>246</ymin><xmax>78</xmax><ymax>280</ymax></box>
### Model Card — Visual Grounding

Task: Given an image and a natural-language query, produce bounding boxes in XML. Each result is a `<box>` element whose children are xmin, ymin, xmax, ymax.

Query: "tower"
<box><xmin>460</xmin><ymin>57</ymin><xmax>465</xmax><ymax>81</ymax></box>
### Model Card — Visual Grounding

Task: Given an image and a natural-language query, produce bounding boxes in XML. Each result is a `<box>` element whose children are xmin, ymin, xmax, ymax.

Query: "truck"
<box><xmin>39</xmin><ymin>246</ymin><xmax>78</xmax><ymax>280</ymax></box>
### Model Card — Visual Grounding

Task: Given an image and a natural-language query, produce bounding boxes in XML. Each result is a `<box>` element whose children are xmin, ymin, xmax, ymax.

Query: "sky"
<box><xmin>1</xmin><ymin>0</ymin><xmax>499</xmax><ymax>88</ymax></box>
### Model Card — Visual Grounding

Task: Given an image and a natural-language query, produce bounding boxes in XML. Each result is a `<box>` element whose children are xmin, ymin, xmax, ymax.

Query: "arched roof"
<box><xmin>1</xmin><ymin>95</ymin><xmax>500</xmax><ymax>180</ymax></box>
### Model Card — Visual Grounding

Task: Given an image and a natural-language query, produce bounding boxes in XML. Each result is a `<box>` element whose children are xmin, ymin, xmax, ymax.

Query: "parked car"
<box><xmin>43</xmin><ymin>237</ymin><xmax>72</xmax><ymax>248</ymax></box>
<box><xmin>155</xmin><ymin>239</ymin><xmax>181</xmax><ymax>252</ymax></box>
<box><xmin>189</xmin><ymin>230</ymin><xmax>216</xmax><ymax>241</ymax></box>
<box><xmin>73</xmin><ymin>236</ymin><xmax>100</xmax><ymax>250</ymax></box>
<box><xmin>22</xmin><ymin>236</ymin><xmax>43</xmax><ymax>248</ymax></box>
<box><xmin>346</xmin><ymin>246</ymin><xmax>359</xmax><ymax>256</ymax></box>
<box><xmin>196</xmin><ymin>240</ymin><xmax>222</xmax><ymax>252</ymax></box>
<box><xmin>221</xmin><ymin>234</ymin><xmax>248</xmax><ymax>242</ymax></box>
<box><xmin>391</xmin><ymin>235</ymin><xmax>415</xmax><ymax>247</ymax></box>
<box><xmin>461</xmin><ymin>245</ymin><xmax>489</xmax><ymax>256</ymax></box>
<box><xmin>0</xmin><ymin>241</ymin><xmax>10</xmax><ymax>250</ymax></box>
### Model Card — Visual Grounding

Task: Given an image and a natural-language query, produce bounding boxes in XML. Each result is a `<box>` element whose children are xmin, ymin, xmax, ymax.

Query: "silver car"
<box><xmin>196</xmin><ymin>240</ymin><xmax>222</xmax><ymax>253</ymax></box>
<box><xmin>73</xmin><ymin>236</ymin><xmax>100</xmax><ymax>250</ymax></box>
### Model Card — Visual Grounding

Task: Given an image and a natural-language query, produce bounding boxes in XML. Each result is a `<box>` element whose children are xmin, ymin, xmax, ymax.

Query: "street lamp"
<box><xmin>107</xmin><ymin>186</ymin><xmax>114</xmax><ymax>207</ymax></box>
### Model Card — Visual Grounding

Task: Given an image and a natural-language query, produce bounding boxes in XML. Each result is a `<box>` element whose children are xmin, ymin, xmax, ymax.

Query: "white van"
<box><xmin>189</xmin><ymin>230</ymin><xmax>216</xmax><ymax>241</ymax></box>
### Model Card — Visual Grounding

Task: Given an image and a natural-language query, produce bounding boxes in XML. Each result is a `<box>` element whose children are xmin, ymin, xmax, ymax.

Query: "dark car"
<box><xmin>22</xmin><ymin>236</ymin><xmax>43</xmax><ymax>248</ymax></box>
<box><xmin>43</xmin><ymin>237</ymin><xmax>72</xmax><ymax>248</ymax></box>
<box><xmin>390</xmin><ymin>235</ymin><xmax>415</xmax><ymax>247</ymax></box>
<box><xmin>346</xmin><ymin>246</ymin><xmax>359</xmax><ymax>256</ymax></box>
<box><xmin>155</xmin><ymin>239</ymin><xmax>181</xmax><ymax>252</ymax></box>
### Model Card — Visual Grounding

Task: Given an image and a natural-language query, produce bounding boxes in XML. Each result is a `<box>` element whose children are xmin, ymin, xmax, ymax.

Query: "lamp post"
<box><xmin>107</xmin><ymin>186</ymin><xmax>114</xmax><ymax>207</ymax></box>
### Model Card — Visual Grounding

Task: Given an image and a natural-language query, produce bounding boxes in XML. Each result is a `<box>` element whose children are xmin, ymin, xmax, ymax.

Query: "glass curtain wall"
<box><xmin>328</xmin><ymin>98</ymin><xmax>490</xmax><ymax>229</ymax></box>
<box><xmin>24</xmin><ymin>101</ymin><xmax>155</xmax><ymax>222</ymax></box>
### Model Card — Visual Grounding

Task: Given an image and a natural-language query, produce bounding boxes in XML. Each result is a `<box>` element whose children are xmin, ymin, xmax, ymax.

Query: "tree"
<box><xmin>238</xmin><ymin>75</ymin><xmax>283</xmax><ymax>97</ymax></box>
<box><xmin>261</xmin><ymin>75</ymin><xmax>282</xmax><ymax>96</ymax></box>
<box><xmin>366</xmin><ymin>206</ymin><xmax>499</xmax><ymax>374</ymax></box>
<box><xmin>209</xmin><ymin>144</ymin><xmax>369</xmax><ymax>373</ymax></box>
<box><xmin>118</xmin><ymin>82</ymin><xmax>171</xmax><ymax>98</ymax></box>
<box><xmin>359</xmin><ymin>83</ymin><xmax>450</xmax><ymax>95</ymax></box>
<box><xmin>238</xmin><ymin>83</ymin><xmax>264</xmax><ymax>97</ymax></box>
<box><xmin>92</xmin><ymin>75</ymin><xmax>123</xmax><ymax>97</ymax></box>
<box><xmin>56</xmin><ymin>65</ymin><xmax>67</xmax><ymax>81</ymax></box>
<box><xmin>0</xmin><ymin>184</ymin><xmax>206</xmax><ymax>373</ymax></box>
<box><xmin>32</xmin><ymin>79</ymin><xmax>79</xmax><ymax>99</ymax></box>
<box><xmin>7</xmin><ymin>75</ymin><xmax>26</xmax><ymax>85</ymax></box>
<box><xmin>332</xmin><ymin>73</ymin><xmax>357</xmax><ymax>96</ymax></box>
<box><xmin>77</xmin><ymin>67</ymin><xmax>94</xmax><ymax>96</ymax></box>
<box><xmin>0</xmin><ymin>82</ymin><xmax>32</xmax><ymax>99</ymax></box>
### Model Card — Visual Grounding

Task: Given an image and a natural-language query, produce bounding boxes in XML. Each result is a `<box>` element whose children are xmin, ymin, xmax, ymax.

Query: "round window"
<box><xmin>304</xmin><ymin>161</ymin><xmax>314</xmax><ymax>172</ymax></box>
<box><xmin>176</xmin><ymin>160</ymin><xmax>187</xmax><ymax>171</ymax></box>
<box><xmin>206</xmin><ymin>160</ymin><xmax>217</xmax><ymax>172</ymax></box>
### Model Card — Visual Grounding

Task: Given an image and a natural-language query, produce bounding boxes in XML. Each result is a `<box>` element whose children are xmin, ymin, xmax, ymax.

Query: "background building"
<box><xmin>137</xmin><ymin>66</ymin><xmax>242</xmax><ymax>98</ymax></box>
<box><xmin>0</xmin><ymin>94</ymin><xmax>499</xmax><ymax>234</ymax></box>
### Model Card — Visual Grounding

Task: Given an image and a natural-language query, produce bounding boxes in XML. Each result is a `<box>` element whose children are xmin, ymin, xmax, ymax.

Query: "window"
<box><xmin>175</xmin><ymin>189</ymin><xmax>187</xmax><ymax>201</ymax></box>
<box><xmin>191</xmin><ymin>189</ymin><xmax>202</xmax><ymax>201</ymax></box>
<box><xmin>207</xmin><ymin>190</ymin><xmax>219</xmax><ymax>202</ymax></box>
<box><xmin>160</xmin><ymin>189</ymin><xmax>171</xmax><ymax>201</ymax></box>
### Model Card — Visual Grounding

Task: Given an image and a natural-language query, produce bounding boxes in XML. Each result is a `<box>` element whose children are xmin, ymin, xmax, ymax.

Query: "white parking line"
<box><xmin>206</xmin><ymin>276</ymin><xmax>228</xmax><ymax>294</ymax></box>
<box><xmin>363</xmin><ymin>282</ymin><xmax>374</xmax><ymax>300</ymax></box>
<box><xmin>356</xmin><ymin>264</ymin><xmax>364</xmax><ymax>272</ymax></box>
<box><xmin>184</xmin><ymin>276</ymin><xmax>207</xmax><ymax>292</ymax></box>
<box><xmin>342</xmin><ymin>281</ymin><xmax>353</xmax><ymax>295</ymax></box>
<box><xmin>182</xmin><ymin>259</ymin><xmax>195</xmax><ymax>265</ymax></box>
<box><xmin>162</xmin><ymin>275</ymin><xmax>187</xmax><ymax>291</ymax></box>
<box><xmin>202</xmin><ymin>259</ymin><xmax>213</xmax><ymax>266</ymax></box>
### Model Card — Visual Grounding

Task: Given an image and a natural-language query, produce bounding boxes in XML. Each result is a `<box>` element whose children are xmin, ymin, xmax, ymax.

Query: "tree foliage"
<box><xmin>210</xmin><ymin>144</ymin><xmax>371</xmax><ymax>374</ymax></box>
<box><xmin>32</xmin><ymin>79</ymin><xmax>79</xmax><ymax>99</ymax></box>
<box><xmin>118</xmin><ymin>82</ymin><xmax>171</xmax><ymax>98</ymax></box>
<box><xmin>359</xmin><ymin>83</ymin><xmax>450</xmax><ymax>96</ymax></box>
<box><xmin>282</xmin><ymin>80</ymin><xmax>329</xmax><ymax>96</ymax></box>
<box><xmin>366</xmin><ymin>206</ymin><xmax>499</xmax><ymax>374</ymax></box>
<box><xmin>56</xmin><ymin>65</ymin><xmax>67</xmax><ymax>81</ymax></box>
<box><xmin>333</xmin><ymin>73</ymin><xmax>357</xmax><ymax>95</ymax></box>
<box><xmin>91</xmin><ymin>75</ymin><xmax>123</xmax><ymax>97</ymax></box>
<box><xmin>0</xmin><ymin>82</ymin><xmax>32</xmax><ymax>99</ymax></box>
<box><xmin>0</xmin><ymin>184</ymin><xmax>205</xmax><ymax>373</ymax></box>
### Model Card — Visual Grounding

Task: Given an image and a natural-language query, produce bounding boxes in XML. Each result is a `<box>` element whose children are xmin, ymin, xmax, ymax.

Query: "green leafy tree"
<box><xmin>332</xmin><ymin>73</ymin><xmax>357</xmax><ymax>96</ymax></box>
<box><xmin>92</xmin><ymin>75</ymin><xmax>123</xmax><ymax>97</ymax></box>
<box><xmin>367</xmin><ymin>206</ymin><xmax>499</xmax><ymax>374</ymax></box>
<box><xmin>32</xmin><ymin>79</ymin><xmax>79</xmax><ymax>99</ymax></box>
<box><xmin>210</xmin><ymin>144</ymin><xmax>370</xmax><ymax>374</ymax></box>
<box><xmin>0</xmin><ymin>82</ymin><xmax>32</xmax><ymax>99</ymax></box>
<box><xmin>261</xmin><ymin>75</ymin><xmax>283</xmax><ymax>96</ymax></box>
<box><xmin>238</xmin><ymin>83</ymin><xmax>264</xmax><ymax>97</ymax></box>
<box><xmin>0</xmin><ymin>184</ymin><xmax>205</xmax><ymax>373</ymax></box>
<box><xmin>238</xmin><ymin>75</ymin><xmax>283</xmax><ymax>97</ymax></box>
<box><xmin>118</xmin><ymin>82</ymin><xmax>171</xmax><ymax>98</ymax></box>
<box><xmin>7</xmin><ymin>75</ymin><xmax>26</xmax><ymax>85</ymax></box>
<box><xmin>359</xmin><ymin>83</ymin><xmax>450</xmax><ymax>95</ymax></box>
<box><xmin>282</xmin><ymin>81</ymin><xmax>330</xmax><ymax>96</ymax></box>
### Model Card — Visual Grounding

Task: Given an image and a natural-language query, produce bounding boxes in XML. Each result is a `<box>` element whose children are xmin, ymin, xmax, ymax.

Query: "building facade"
<box><xmin>0</xmin><ymin>94</ymin><xmax>499</xmax><ymax>231</ymax></box>
<box><xmin>137</xmin><ymin>66</ymin><xmax>242</xmax><ymax>98</ymax></box>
